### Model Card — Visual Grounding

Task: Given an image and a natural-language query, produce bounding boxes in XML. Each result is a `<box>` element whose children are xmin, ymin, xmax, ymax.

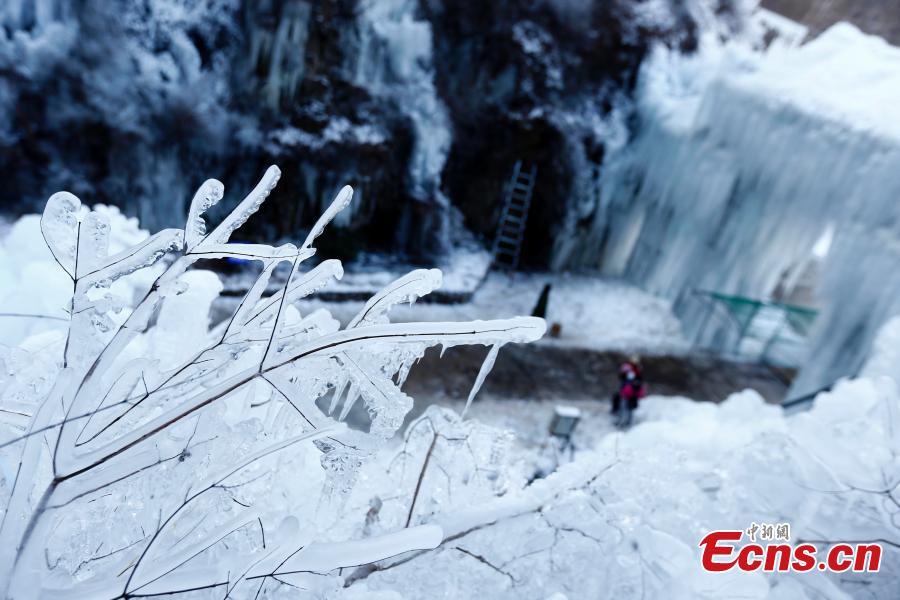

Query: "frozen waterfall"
<box><xmin>353</xmin><ymin>0</ymin><xmax>454</xmax><ymax>254</ymax></box>
<box><xmin>567</xmin><ymin>23</ymin><xmax>900</xmax><ymax>396</ymax></box>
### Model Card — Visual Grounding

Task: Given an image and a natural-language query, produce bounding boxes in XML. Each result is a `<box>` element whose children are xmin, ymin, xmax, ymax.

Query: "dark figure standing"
<box><xmin>611</xmin><ymin>355</ymin><xmax>646</xmax><ymax>428</ymax></box>
<box><xmin>531</xmin><ymin>283</ymin><xmax>552</xmax><ymax>319</ymax></box>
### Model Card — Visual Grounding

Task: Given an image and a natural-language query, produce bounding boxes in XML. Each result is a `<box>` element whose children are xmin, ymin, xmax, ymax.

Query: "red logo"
<box><xmin>699</xmin><ymin>528</ymin><xmax>882</xmax><ymax>573</ymax></box>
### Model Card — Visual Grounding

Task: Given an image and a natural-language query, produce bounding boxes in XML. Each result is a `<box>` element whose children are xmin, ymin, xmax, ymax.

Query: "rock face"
<box><xmin>0</xmin><ymin>0</ymin><xmax>421</xmax><ymax>259</ymax></box>
<box><xmin>0</xmin><ymin>0</ymin><xmax>724</xmax><ymax>265</ymax></box>
<box><xmin>427</xmin><ymin>1</ymin><xmax>711</xmax><ymax>267</ymax></box>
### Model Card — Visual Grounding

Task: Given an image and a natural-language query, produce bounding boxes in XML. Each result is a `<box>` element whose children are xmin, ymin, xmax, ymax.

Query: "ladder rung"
<box><xmin>493</xmin><ymin>162</ymin><xmax>536</xmax><ymax>271</ymax></box>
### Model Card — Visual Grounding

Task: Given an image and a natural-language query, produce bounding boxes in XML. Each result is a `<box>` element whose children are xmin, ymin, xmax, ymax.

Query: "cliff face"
<box><xmin>425</xmin><ymin>1</ymin><xmax>699</xmax><ymax>267</ymax></box>
<box><xmin>0</xmin><ymin>0</ymin><xmax>420</xmax><ymax>259</ymax></box>
<box><xmin>0</xmin><ymin>0</ymin><xmax>727</xmax><ymax>265</ymax></box>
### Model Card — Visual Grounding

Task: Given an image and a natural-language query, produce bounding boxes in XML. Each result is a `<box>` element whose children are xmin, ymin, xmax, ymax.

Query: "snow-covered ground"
<box><xmin>221</xmin><ymin>246</ymin><xmax>492</xmax><ymax>299</ymax></box>
<box><xmin>292</xmin><ymin>271</ymin><xmax>687</xmax><ymax>355</ymax></box>
<box><xmin>0</xmin><ymin>204</ymin><xmax>685</xmax><ymax>356</ymax></box>
<box><xmin>342</xmin><ymin>372</ymin><xmax>900</xmax><ymax>599</ymax></box>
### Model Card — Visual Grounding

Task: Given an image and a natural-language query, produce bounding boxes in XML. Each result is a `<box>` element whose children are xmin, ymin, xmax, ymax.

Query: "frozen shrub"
<box><xmin>0</xmin><ymin>166</ymin><xmax>544</xmax><ymax>598</ymax></box>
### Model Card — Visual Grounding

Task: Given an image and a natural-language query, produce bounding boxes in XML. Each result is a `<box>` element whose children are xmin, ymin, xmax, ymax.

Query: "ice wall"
<box><xmin>353</xmin><ymin>0</ymin><xmax>454</xmax><ymax>254</ymax></box>
<box><xmin>569</xmin><ymin>24</ymin><xmax>900</xmax><ymax>396</ymax></box>
<box><xmin>248</xmin><ymin>0</ymin><xmax>312</xmax><ymax>109</ymax></box>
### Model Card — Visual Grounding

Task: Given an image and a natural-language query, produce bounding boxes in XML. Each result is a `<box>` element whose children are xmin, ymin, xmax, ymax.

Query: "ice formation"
<box><xmin>562</xmin><ymin>23</ymin><xmax>900</xmax><ymax>396</ymax></box>
<box><xmin>0</xmin><ymin>167</ymin><xmax>544</xmax><ymax>598</ymax></box>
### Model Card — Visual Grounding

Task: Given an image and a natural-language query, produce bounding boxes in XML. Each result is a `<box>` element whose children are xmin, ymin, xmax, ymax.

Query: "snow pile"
<box><xmin>0</xmin><ymin>205</ymin><xmax>153</xmax><ymax>347</ymax></box>
<box><xmin>861</xmin><ymin>315</ymin><xmax>900</xmax><ymax>383</ymax></box>
<box><xmin>344</xmin><ymin>372</ymin><xmax>900</xmax><ymax>598</ymax></box>
<box><xmin>563</xmin><ymin>22</ymin><xmax>900</xmax><ymax>395</ymax></box>
<box><xmin>735</xmin><ymin>22</ymin><xmax>900</xmax><ymax>143</ymax></box>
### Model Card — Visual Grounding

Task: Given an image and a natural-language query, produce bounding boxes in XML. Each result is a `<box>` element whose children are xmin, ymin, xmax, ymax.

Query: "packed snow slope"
<box><xmin>565</xmin><ymin>23</ymin><xmax>900</xmax><ymax>397</ymax></box>
<box><xmin>340</xmin><ymin>321</ymin><xmax>900</xmax><ymax>600</ymax></box>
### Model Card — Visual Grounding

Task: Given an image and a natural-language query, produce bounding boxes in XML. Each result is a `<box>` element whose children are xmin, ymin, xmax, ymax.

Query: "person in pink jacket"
<box><xmin>611</xmin><ymin>356</ymin><xmax>646</xmax><ymax>427</ymax></box>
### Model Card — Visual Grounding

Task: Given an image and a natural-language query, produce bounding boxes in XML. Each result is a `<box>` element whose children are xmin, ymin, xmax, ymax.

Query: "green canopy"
<box><xmin>693</xmin><ymin>290</ymin><xmax>818</xmax><ymax>364</ymax></box>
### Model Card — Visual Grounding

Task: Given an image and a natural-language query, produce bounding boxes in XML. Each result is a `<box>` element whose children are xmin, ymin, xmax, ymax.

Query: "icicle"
<box><xmin>338</xmin><ymin>382</ymin><xmax>359</xmax><ymax>421</ymax></box>
<box><xmin>463</xmin><ymin>344</ymin><xmax>502</xmax><ymax>418</ymax></box>
<box><xmin>329</xmin><ymin>376</ymin><xmax>348</xmax><ymax>416</ymax></box>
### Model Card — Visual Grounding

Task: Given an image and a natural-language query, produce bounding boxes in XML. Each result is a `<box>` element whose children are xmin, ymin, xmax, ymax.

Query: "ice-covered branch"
<box><xmin>0</xmin><ymin>165</ymin><xmax>545</xmax><ymax>598</ymax></box>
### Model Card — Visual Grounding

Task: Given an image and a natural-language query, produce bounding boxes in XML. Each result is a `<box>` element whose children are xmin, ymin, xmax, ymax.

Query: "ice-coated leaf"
<box><xmin>41</xmin><ymin>191</ymin><xmax>82</xmax><ymax>277</ymax></box>
<box><xmin>301</xmin><ymin>185</ymin><xmax>353</xmax><ymax>250</ymax></box>
<box><xmin>184</xmin><ymin>178</ymin><xmax>224</xmax><ymax>251</ymax></box>
<box><xmin>242</xmin><ymin>259</ymin><xmax>344</xmax><ymax>331</ymax></box>
<box><xmin>348</xmin><ymin>268</ymin><xmax>443</xmax><ymax>328</ymax></box>
<box><xmin>205</xmin><ymin>165</ymin><xmax>281</xmax><ymax>245</ymax></box>
<box><xmin>75</xmin><ymin>210</ymin><xmax>111</xmax><ymax>277</ymax></box>
<box><xmin>340</xmin><ymin>352</ymin><xmax>413</xmax><ymax>438</ymax></box>
<box><xmin>225</xmin><ymin>260</ymin><xmax>281</xmax><ymax>340</ymax></box>
<box><xmin>83</xmin><ymin>229</ymin><xmax>184</xmax><ymax>285</ymax></box>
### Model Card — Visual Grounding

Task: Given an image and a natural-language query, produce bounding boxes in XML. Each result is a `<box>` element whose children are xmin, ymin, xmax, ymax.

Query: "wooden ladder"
<box><xmin>492</xmin><ymin>160</ymin><xmax>537</xmax><ymax>270</ymax></box>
